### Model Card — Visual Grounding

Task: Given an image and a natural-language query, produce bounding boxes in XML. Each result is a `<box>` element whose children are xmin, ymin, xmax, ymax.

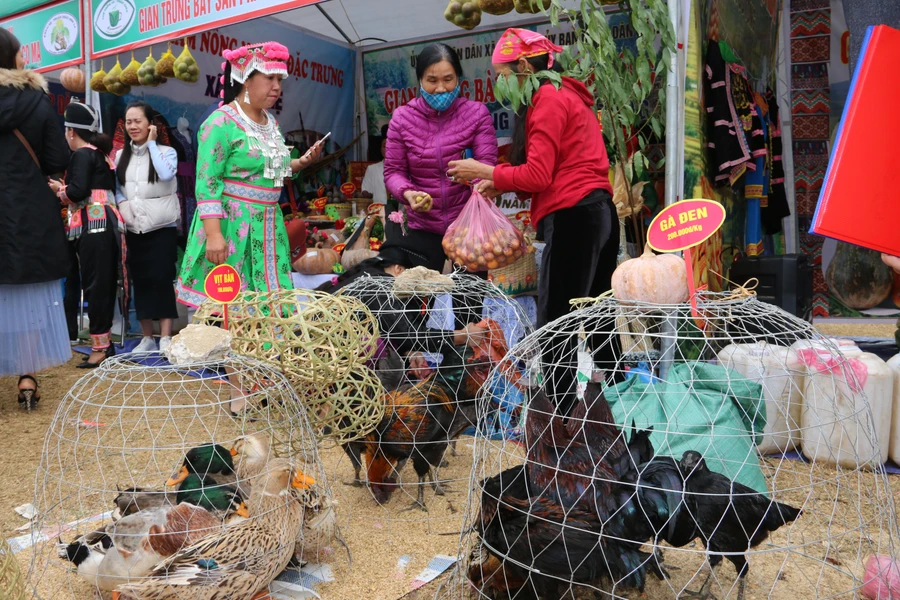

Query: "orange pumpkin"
<box><xmin>611</xmin><ymin>246</ymin><xmax>689</xmax><ymax>304</ymax></box>
<box><xmin>60</xmin><ymin>67</ymin><xmax>85</xmax><ymax>93</ymax></box>
<box><xmin>293</xmin><ymin>248</ymin><xmax>339</xmax><ymax>275</ymax></box>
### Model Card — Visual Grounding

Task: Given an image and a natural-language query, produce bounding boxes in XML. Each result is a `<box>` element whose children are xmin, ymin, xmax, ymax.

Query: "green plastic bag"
<box><xmin>605</xmin><ymin>362</ymin><xmax>769</xmax><ymax>493</ymax></box>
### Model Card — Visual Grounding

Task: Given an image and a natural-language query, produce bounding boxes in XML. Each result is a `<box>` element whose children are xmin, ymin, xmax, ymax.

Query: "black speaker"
<box><xmin>728</xmin><ymin>254</ymin><xmax>814</xmax><ymax>321</ymax></box>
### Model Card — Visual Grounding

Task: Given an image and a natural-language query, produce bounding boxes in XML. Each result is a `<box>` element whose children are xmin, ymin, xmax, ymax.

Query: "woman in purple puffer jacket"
<box><xmin>384</xmin><ymin>43</ymin><xmax>498</xmax><ymax>273</ymax></box>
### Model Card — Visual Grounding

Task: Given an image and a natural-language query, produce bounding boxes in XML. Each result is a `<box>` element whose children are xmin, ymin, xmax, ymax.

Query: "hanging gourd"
<box><xmin>444</xmin><ymin>0</ymin><xmax>482</xmax><ymax>30</ymax></box>
<box><xmin>611</xmin><ymin>245</ymin><xmax>690</xmax><ymax>304</ymax></box>
<box><xmin>478</xmin><ymin>0</ymin><xmax>514</xmax><ymax>15</ymax></box>
<box><xmin>173</xmin><ymin>39</ymin><xmax>199</xmax><ymax>83</ymax></box>
<box><xmin>138</xmin><ymin>49</ymin><xmax>163</xmax><ymax>87</ymax></box>
<box><xmin>103</xmin><ymin>59</ymin><xmax>130</xmax><ymax>96</ymax></box>
<box><xmin>120</xmin><ymin>53</ymin><xmax>141</xmax><ymax>86</ymax></box>
<box><xmin>514</xmin><ymin>0</ymin><xmax>551</xmax><ymax>13</ymax></box>
<box><xmin>90</xmin><ymin>61</ymin><xmax>107</xmax><ymax>93</ymax></box>
<box><xmin>60</xmin><ymin>67</ymin><xmax>85</xmax><ymax>93</ymax></box>
<box><xmin>156</xmin><ymin>43</ymin><xmax>176</xmax><ymax>78</ymax></box>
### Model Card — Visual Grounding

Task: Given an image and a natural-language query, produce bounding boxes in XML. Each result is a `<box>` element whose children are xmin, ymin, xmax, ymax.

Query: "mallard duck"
<box><xmin>118</xmin><ymin>459</ymin><xmax>316</xmax><ymax>600</ymax></box>
<box><xmin>295</xmin><ymin>482</ymin><xmax>339</xmax><ymax>564</ymax></box>
<box><xmin>230</xmin><ymin>434</ymin><xmax>337</xmax><ymax>563</ymax></box>
<box><xmin>166</xmin><ymin>444</ymin><xmax>236</xmax><ymax>488</ymax></box>
<box><xmin>113</xmin><ymin>472</ymin><xmax>246</xmax><ymax>521</ymax></box>
<box><xmin>176</xmin><ymin>475</ymin><xmax>248</xmax><ymax>520</ymax></box>
<box><xmin>59</xmin><ymin>500</ymin><xmax>226</xmax><ymax>594</ymax></box>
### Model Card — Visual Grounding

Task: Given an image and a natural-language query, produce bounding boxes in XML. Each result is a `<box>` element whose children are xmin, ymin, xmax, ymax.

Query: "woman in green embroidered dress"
<box><xmin>176</xmin><ymin>42</ymin><xmax>323</xmax><ymax>310</ymax></box>
<box><xmin>176</xmin><ymin>42</ymin><xmax>322</xmax><ymax>413</ymax></box>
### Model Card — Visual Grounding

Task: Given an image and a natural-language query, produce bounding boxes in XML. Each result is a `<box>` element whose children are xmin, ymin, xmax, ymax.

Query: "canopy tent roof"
<box><xmin>271</xmin><ymin>0</ymin><xmax>581</xmax><ymax>48</ymax></box>
<box><xmin>0</xmin><ymin>0</ymin><xmax>51</xmax><ymax>20</ymax></box>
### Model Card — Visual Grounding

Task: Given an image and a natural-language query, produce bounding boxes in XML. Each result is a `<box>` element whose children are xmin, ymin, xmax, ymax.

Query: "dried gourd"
<box><xmin>444</xmin><ymin>0</ymin><xmax>482</xmax><ymax>30</ymax></box>
<box><xmin>120</xmin><ymin>53</ymin><xmax>141</xmax><ymax>86</ymax></box>
<box><xmin>514</xmin><ymin>0</ymin><xmax>551</xmax><ymax>13</ymax></box>
<box><xmin>173</xmin><ymin>40</ymin><xmax>199</xmax><ymax>83</ymax></box>
<box><xmin>478</xmin><ymin>0</ymin><xmax>514</xmax><ymax>14</ymax></box>
<box><xmin>138</xmin><ymin>50</ymin><xmax>162</xmax><ymax>87</ymax></box>
<box><xmin>90</xmin><ymin>61</ymin><xmax>108</xmax><ymax>92</ymax></box>
<box><xmin>156</xmin><ymin>43</ymin><xmax>176</xmax><ymax>77</ymax></box>
<box><xmin>103</xmin><ymin>59</ymin><xmax>131</xmax><ymax>96</ymax></box>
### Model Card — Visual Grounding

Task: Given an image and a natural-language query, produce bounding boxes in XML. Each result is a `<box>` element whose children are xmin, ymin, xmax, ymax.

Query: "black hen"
<box><xmin>472</xmin><ymin>465</ymin><xmax>628</xmax><ymax>599</ymax></box>
<box><xmin>678</xmin><ymin>450</ymin><xmax>802</xmax><ymax>600</ymax></box>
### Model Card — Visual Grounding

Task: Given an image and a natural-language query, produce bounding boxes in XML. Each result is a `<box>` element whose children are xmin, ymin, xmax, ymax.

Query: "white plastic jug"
<box><xmin>717</xmin><ymin>342</ymin><xmax>804</xmax><ymax>454</ymax></box>
<box><xmin>885</xmin><ymin>354</ymin><xmax>900</xmax><ymax>464</ymax></box>
<box><xmin>797</xmin><ymin>349</ymin><xmax>891</xmax><ymax>468</ymax></box>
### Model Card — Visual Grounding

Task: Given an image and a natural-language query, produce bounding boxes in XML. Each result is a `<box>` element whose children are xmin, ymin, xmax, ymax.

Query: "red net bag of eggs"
<box><xmin>442</xmin><ymin>189</ymin><xmax>526</xmax><ymax>272</ymax></box>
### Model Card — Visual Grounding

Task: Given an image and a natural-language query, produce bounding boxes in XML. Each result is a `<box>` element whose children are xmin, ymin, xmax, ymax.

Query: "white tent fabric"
<box><xmin>273</xmin><ymin>0</ymin><xmax>581</xmax><ymax>47</ymax></box>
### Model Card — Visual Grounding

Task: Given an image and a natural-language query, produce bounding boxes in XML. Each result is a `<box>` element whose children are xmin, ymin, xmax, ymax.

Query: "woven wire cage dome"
<box><xmin>192</xmin><ymin>289</ymin><xmax>384</xmax><ymax>443</ymax></box>
<box><xmin>438</xmin><ymin>292</ymin><xmax>900</xmax><ymax>600</ymax></box>
<box><xmin>27</xmin><ymin>353</ymin><xmax>334</xmax><ymax>600</ymax></box>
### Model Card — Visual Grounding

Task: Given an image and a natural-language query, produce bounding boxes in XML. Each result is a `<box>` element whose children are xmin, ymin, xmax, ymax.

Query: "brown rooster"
<box><xmin>363</xmin><ymin>344</ymin><xmax>491</xmax><ymax>511</ymax></box>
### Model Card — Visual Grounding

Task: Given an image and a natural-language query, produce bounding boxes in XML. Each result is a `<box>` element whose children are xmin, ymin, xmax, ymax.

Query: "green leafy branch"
<box><xmin>494</xmin><ymin>0</ymin><xmax>676</xmax><ymax>247</ymax></box>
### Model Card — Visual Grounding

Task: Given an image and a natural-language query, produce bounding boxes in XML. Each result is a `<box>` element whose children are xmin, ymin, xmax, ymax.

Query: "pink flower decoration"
<box><xmin>388</xmin><ymin>210</ymin><xmax>404</xmax><ymax>224</ymax></box>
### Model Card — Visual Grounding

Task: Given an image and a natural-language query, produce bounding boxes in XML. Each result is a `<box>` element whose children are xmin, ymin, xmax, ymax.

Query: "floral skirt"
<box><xmin>176</xmin><ymin>180</ymin><xmax>293</xmax><ymax>308</ymax></box>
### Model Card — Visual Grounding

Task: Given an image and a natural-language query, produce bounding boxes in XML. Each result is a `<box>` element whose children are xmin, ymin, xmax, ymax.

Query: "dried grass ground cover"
<box><xmin>3</xmin><ymin>311</ymin><xmax>900</xmax><ymax>600</ymax></box>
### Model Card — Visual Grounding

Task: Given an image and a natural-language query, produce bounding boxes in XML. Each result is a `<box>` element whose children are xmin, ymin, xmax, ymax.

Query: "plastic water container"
<box><xmin>717</xmin><ymin>342</ymin><xmax>804</xmax><ymax>454</ymax></box>
<box><xmin>886</xmin><ymin>354</ymin><xmax>900</xmax><ymax>464</ymax></box>
<box><xmin>797</xmin><ymin>349</ymin><xmax>891</xmax><ymax>468</ymax></box>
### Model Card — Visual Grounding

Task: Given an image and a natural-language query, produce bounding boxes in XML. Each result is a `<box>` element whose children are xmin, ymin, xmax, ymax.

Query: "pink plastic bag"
<box><xmin>442</xmin><ymin>190</ymin><xmax>526</xmax><ymax>272</ymax></box>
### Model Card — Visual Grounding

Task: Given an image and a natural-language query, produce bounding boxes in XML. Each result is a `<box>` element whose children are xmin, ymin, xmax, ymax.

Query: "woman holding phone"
<box><xmin>383</xmin><ymin>42</ymin><xmax>498</xmax><ymax>273</ymax></box>
<box><xmin>115</xmin><ymin>101</ymin><xmax>180</xmax><ymax>354</ymax></box>
<box><xmin>175</xmin><ymin>42</ymin><xmax>323</xmax><ymax>309</ymax></box>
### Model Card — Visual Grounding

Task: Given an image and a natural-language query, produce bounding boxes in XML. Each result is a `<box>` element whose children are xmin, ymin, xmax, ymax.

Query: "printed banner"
<box><xmin>362</xmin><ymin>14</ymin><xmax>637</xmax><ymax>139</ymax></box>
<box><xmin>100</xmin><ymin>16</ymin><xmax>355</xmax><ymax>151</ymax></box>
<box><xmin>0</xmin><ymin>0</ymin><xmax>82</xmax><ymax>72</ymax></box>
<box><xmin>90</xmin><ymin>0</ymin><xmax>321</xmax><ymax>58</ymax></box>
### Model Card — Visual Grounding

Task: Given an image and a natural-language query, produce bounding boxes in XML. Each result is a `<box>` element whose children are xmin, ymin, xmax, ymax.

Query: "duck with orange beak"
<box><xmin>118</xmin><ymin>460</ymin><xmax>315</xmax><ymax>600</ymax></box>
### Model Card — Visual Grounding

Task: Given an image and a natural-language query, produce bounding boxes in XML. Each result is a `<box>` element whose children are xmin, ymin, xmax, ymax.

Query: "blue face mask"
<box><xmin>420</xmin><ymin>84</ymin><xmax>461</xmax><ymax>112</ymax></box>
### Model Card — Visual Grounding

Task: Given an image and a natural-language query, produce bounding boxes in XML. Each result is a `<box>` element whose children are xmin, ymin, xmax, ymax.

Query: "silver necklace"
<box><xmin>232</xmin><ymin>101</ymin><xmax>292</xmax><ymax>181</ymax></box>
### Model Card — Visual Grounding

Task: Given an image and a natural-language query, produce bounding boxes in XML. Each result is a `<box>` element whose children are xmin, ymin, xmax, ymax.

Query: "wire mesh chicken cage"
<box><xmin>26</xmin><ymin>353</ymin><xmax>335</xmax><ymax>600</ymax></box>
<box><xmin>439</xmin><ymin>292</ymin><xmax>900</xmax><ymax>600</ymax></box>
<box><xmin>315</xmin><ymin>269</ymin><xmax>533</xmax><ymax>540</ymax></box>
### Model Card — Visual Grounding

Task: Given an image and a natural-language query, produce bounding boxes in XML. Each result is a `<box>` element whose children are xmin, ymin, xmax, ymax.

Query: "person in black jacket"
<box><xmin>0</xmin><ymin>29</ymin><xmax>73</xmax><ymax>408</ymax></box>
<box><xmin>49</xmin><ymin>102</ymin><xmax>124</xmax><ymax>368</ymax></box>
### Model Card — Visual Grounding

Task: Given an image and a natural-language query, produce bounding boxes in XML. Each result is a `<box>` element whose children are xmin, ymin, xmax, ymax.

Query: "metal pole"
<box><xmin>663</xmin><ymin>0</ymin><xmax>682</xmax><ymax>209</ymax></box>
<box><xmin>659</xmin><ymin>0</ymin><xmax>683</xmax><ymax>381</ymax></box>
<box><xmin>82</xmin><ymin>0</ymin><xmax>92</xmax><ymax>108</ymax></box>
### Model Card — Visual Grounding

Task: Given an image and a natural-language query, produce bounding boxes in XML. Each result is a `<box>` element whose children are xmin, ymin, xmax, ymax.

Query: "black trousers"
<box><xmin>537</xmin><ymin>190</ymin><xmax>622</xmax><ymax>415</ymax></box>
<box><xmin>75</xmin><ymin>227</ymin><xmax>119</xmax><ymax>350</ymax></box>
<box><xmin>64</xmin><ymin>241</ymin><xmax>81</xmax><ymax>341</ymax></box>
<box><xmin>127</xmin><ymin>228</ymin><xmax>179</xmax><ymax>321</ymax></box>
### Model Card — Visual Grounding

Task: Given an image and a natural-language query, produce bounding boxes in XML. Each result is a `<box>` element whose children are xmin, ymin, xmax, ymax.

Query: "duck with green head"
<box><xmin>177</xmin><ymin>474</ymin><xmax>248</xmax><ymax>519</ymax></box>
<box><xmin>166</xmin><ymin>444</ymin><xmax>236</xmax><ymax>488</ymax></box>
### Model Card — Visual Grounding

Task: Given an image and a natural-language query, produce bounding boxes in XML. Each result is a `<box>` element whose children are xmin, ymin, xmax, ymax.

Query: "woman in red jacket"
<box><xmin>448</xmin><ymin>29</ymin><xmax>618</xmax><ymax>328</ymax></box>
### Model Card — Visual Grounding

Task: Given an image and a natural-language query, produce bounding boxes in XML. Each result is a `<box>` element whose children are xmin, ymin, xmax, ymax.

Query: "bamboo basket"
<box><xmin>352</xmin><ymin>198</ymin><xmax>372</xmax><ymax>216</ymax></box>
<box><xmin>0</xmin><ymin>538</ymin><xmax>25</xmax><ymax>600</ymax></box>
<box><xmin>330</xmin><ymin>202</ymin><xmax>352</xmax><ymax>219</ymax></box>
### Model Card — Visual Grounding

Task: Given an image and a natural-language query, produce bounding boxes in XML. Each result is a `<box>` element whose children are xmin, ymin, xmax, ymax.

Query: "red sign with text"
<box><xmin>340</xmin><ymin>182</ymin><xmax>356</xmax><ymax>196</ymax></box>
<box><xmin>204</xmin><ymin>264</ymin><xmax>241</xmax><ymax>304</ymax></box>
<box><xmin>646</xmin><ymin>199</ymin><xmax>725</xmax><ymax>253</ymax></box>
